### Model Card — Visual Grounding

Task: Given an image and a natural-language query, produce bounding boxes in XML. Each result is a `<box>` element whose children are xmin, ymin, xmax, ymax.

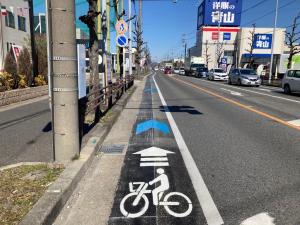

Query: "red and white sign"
<box><xmin>12</xmin><ymin>45</ymin><xmax>22</xmax><ymax>62</ymax></box>
<box><xmin>212</xmin><ymin>32</ymin><xmax>219</xmax><ymax>40</ymax></box>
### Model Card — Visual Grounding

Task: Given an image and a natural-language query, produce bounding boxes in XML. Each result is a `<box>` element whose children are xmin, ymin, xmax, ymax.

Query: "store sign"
<box><xmin>197</xmin><ymin>0</ymin><xmax>242</xmax><ymax>28</ymax></box>
<box><xmin>253</xmin><ymin>34</ymin><xmax>272</xmax><ymax>49</ymax></box>
<box><xmin>11</xmin><ymin>45</ymin><xmax>22</xmax><ymax>62</ymax></box>
<box><xmin>223</xmin><ymin>32</ymin><xmax>231</xmax><ymax>40</ymax></box>
<box><xmin>212</xmin><ymin>32</ymin><xmax>219</xmax><ymax>40</ymax></box>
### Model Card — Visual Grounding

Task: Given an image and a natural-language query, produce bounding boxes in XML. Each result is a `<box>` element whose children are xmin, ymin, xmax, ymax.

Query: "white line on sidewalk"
<box><xmin>199</xmin><ymin>79</ymin><xmax>300</xmax><ymax>104</ymax></box>
<box><xmin>153</xmin><ymin>73</ymin><xmax>224</xmax><ymax>225</ymax></box>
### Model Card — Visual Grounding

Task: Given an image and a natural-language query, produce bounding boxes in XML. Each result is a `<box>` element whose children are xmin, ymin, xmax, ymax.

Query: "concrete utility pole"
<box><xmin>216</xmin><ymin>0</ymin><xmax>221</xmax><ymax>68</ymax></box>
<box><xmin>48</xmin><ymin>0</ymin><xmax>80</xmax><ymax>161</ymax></box>
<box><xmin>128</xmin><ymin>0</ymin><xmax>132</xmax><ymax>76</ymax></box>
<box><xmin>269</xmin><ymin>0</ymin><xmax>279</xmax><ymax>84</ymax></box>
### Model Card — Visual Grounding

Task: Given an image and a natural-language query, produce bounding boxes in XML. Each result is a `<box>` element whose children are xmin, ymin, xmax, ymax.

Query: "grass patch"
<box><xmin>0</xmin><ymin>164</ymin><xmax>64</xmax><ymax>225</ymax></box>
<box><xmin>100</xmin><ymin>110</ymin><xmax>116</xmax><ymax>124</ymax></box>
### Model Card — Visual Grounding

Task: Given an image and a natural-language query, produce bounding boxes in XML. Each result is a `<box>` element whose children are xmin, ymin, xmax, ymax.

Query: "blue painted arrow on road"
<box><xmin>136</xmin><ymin>120</ymin><xmax>170</xmax><ymax>135</ymax></box>
<box><xmin>144</xmin><ymin>88</ymin><xmax>157</xmax><ymax>93</ymax></box>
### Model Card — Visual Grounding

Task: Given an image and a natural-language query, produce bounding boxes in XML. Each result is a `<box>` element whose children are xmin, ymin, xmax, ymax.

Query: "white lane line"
<box><xmin>240</xmin><ymin>212</ymin><xmax>275</xmax><ymax>225</ymax></box>
<box><xmin>220</xmin><ymin>88</ymin><xmax>243</xmax><ymax>96</ymax></box>
<box><xmin>287</xmin><ymin>119</ymin><xmax>300</xmax><ymax>127</ymax></box>
<box><xmin>199</xmin><ymin>79</ymin><xmax>300</xmax><ymax>104</ymax></box>
<box><xmin>153</xmin><ymin>74</ymin><xmax>224</xmax><ymax>225</ymax></box>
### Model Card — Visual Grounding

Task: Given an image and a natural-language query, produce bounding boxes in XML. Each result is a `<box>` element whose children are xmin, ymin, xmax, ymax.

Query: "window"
<box><xmin>5</xmin><ymin>11</ymin><xmax>15</xmax><ymax>28</ymax></box>
<box><xmin>287</xmin><ymin>70</ymin><xmax>294</xmax><ymax>78</ymax></box>
<box><xmin>294</xmin><ymin>70</ymin><xmax>300</xmax><ymax>78</ymax></box>
<box><xmin>18</xmin><ymin>16</ymin><xmax>26</xmax><ymax>32</ymax></box>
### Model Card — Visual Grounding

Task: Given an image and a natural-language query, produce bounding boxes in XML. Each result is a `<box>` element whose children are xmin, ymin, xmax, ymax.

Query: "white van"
<box><xmin>282</xmin><ymin>70</ymin><xmax>300</xmax><ymax>94</ymax></box>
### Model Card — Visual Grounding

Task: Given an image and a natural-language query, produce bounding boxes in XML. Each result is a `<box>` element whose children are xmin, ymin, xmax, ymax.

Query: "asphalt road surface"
<box><xmin>151</xmin><ymin>72</ymin><xmax>300</xmax><ymax>224</ymax></box>
<box><xmin>0</xmin><ymin>97</ymin><xmax>53</xmax><ymax>167</ymax></box>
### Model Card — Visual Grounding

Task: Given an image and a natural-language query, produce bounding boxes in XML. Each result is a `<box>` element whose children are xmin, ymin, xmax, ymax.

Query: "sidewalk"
<box><xmin>53</xmin><ymin>77</ymin><xmax>146</xmax><ymax>225</ymax></box>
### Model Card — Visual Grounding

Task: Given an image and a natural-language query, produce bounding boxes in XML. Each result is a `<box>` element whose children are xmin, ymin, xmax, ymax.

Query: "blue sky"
<box><xmin>34</xmin><ymin>0</ymin><xmax>300</xmax><ymax>61</ymax></box>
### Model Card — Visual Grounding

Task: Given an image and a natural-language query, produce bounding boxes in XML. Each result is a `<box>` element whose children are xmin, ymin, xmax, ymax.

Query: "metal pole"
<box><xmin>49</xmin><ymin>0</ymin><xmax>80</xmax><ymax>161</ymax></box>
<box><xmin>216</xmin><ymin>0</ymin><xmax>221</xmax><ymax>68</ymax></box>
<box><xmin>269</xmin><ymin>0</ymin><xmax>279</xmax><ymax>84</ymax></box>
<box><xmin>128</xmin><ymin>0</ymin><xmax>132</xmax><ymax>76</ymax></box>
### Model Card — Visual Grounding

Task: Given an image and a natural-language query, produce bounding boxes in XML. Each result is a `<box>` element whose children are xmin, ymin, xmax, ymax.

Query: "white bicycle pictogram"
<box><xmin>120</xmin><ymin>169</ymin><xmax>193</xmax><ymax>218</ymax></box>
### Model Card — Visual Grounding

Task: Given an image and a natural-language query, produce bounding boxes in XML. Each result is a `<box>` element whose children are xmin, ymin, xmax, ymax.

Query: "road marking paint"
<box><xmin>140</xmin><ymin>157</ymin><xmax>168</xmax><ymax>161</ymax></box>
<box><xmin>171</xmin><ymin>76</ymin><xmax>300</xmax><ymax>132</ymax></box>
<box><xmin>153</xmin><ymin>74</ymin><xmax>224</xmax><ymax>225</ymax></box>
<box><xmin>257</xmin><ymin>88</ymin><xmax>272</xmax><ymax>92</ymax></box>
<box><xmin>199</xmin><ymin>78</ymin><xmax>300</xmax><ymax>104</ymax></box>
<box><xmin>241</xmin><ymin>212</ymin><xmax>275</xmax><ymax>225</ymax></box>
<box><xmin>136</xmin><ymin>119</ymin><xmax>170</xmax><ymax>135</ymax></box>
<box><xmin>220</xmin><ymin>88</ymin><xmax>243</xmax><ymax>96</ymax></box>
<box><xmin>140</xmin><ymin>162</ymin><xmax>170</xmax><ymax>167</ymax></box>
<box><xmin>287</xmin><ymin>119</ymin><xmax>300</xmax><ymax>127</ymax></box>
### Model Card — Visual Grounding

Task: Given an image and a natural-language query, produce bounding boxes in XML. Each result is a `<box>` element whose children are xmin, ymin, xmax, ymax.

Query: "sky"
<box><xmin>34</xmin><ymin>0</ymin><xmax>300</xmax><ymax>62</ymax></box>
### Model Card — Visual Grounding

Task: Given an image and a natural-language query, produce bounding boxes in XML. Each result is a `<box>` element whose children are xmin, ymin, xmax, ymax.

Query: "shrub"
<box><xmin>18</xmin><ymin>75</ymin><xmax>27</xmax><ymax>88</ymax></box>
<box><xmin>18</xmin><ymin>47</ymin><xmax>32</xmax><ymax>86</ymax></box>
<box><xmin>0</xmin><ymin>71</ymin><xmax>14</xmax><ymax>90</ymax></box>
<box><xmin>34</xmin><ymin>75</ymin><xmax>47</xmax><ymax>86</ymax></box>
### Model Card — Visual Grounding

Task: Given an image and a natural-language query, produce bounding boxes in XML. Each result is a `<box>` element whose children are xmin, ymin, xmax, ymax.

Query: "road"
<box><xmin>153</xmin><ymin>72</ymin><xmax>300</xmax><ymax>224</ymax></box>
<box><xmin>0</xmin><ymin>97</ymin><xmax>53</xmax><ymax>167</ymax></box>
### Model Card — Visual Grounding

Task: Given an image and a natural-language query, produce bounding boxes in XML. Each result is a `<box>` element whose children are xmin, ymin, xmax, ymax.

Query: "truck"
<box><xmin>184</xmin><ymin>56</ymin><xmax>206</xmax><ymax>77</ymax></box>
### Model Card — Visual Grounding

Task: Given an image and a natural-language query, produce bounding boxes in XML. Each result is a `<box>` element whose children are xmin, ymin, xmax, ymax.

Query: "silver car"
<box><xmin>207</xmin><ymin>68</ymin><xmax>228</xmax><ymax>81</ymax></box>
<box><xmin>282</xmin><ymin>69</ymin><xmax>300</xmax><ymax>94</ymax></box>
<box><xmin>228</xmin><ymin>68</ymin><xmax>261</xmax><ymax>87</ymax></box>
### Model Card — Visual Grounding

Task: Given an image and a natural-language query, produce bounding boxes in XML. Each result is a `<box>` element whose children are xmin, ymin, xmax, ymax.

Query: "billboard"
<box><xmin>197</xmin><ymin>0</ymin><xmax>242</xmax><ymax>29</ymax></box>
<box><xmin>253</xmin><ymin>34</ymin><xmax>272</xmax><ymax>49</ymax></box>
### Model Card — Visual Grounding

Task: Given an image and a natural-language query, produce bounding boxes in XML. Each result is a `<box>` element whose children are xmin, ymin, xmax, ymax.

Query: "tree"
<box><xmin>143</xmin><ymin>44</ymin><xmax>151</xmax><ymax>72</ymax></box>
<box><xmin>18</xmin><ymin>47</ymin><xmax>32</xmax><ymax>86</ymax></box>
<box><xmin>35</xmin><ymin>34</ymin><xmax>48</xmax><ymax>79</ymax></box>
<box><xmin>133</xmin><ymin>19</ymin><xmax>144</xmax><ymax>76</ymax></box>
<box><xmin>245</xmin><ymin>23</ymin><xmax>256</xmax><ymax>69</ymax></box>
<box><xmin>204</xmin><ymin>40</ymin><xmax>212</xmax><ymax>68</ymax></box>
<box><xmin>216</xmin><ymin>41</ymin><xmax>224</xmax><ymax>66</ymax></box>
<box><xmin>286</xmin><ymin>13</ymin><xmax>300</xmax><ymax>69</ymax></box>
<box><xmin>4</xmin><ymin>50</ymin><xmax>18</xmax><ymax>88</ymax></box>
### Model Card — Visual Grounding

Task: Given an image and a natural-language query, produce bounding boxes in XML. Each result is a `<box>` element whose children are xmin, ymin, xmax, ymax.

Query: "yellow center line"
<box><xmin>169</xmin><ymin>75</ymin><xmax>300</xmax><ymax>132</ymax></box>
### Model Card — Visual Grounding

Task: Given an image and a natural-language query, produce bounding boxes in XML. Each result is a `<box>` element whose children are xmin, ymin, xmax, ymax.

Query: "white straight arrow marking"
<box><xmin>140</xmin><ymin>157</ymin><xmax>168</xmax><ymax>161</ymax></box>
<box><xmin>133</xmin><ymin>147</ymin><xmax>175</xmax><ymax>157</ymax></box>
<box><xmin>221</xmin><ymin>88</ymin><xmax>243</xmax><ymax>96</ymax></box>
<box><xmin>140</xmin><ymin>162</ymin><xmax>169</xmax><ymax>167</ymax></box>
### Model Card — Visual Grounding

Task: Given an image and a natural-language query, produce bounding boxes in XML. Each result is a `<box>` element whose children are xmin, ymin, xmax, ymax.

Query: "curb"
<box><xmin>20</xmin><ymin>85</ymin><xmax>137</xmax><ymax>225</ymax></box>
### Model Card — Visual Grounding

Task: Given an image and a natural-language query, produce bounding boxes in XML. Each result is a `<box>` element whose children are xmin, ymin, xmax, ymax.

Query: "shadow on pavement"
<box><xmin>159</xmin><ymin>105</ymin><xmax>202</xmax><ymax>115</ymax></box>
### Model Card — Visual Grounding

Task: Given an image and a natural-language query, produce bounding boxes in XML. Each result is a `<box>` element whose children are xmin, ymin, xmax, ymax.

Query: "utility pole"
<box><xmin>138</xmin><ymin>0</ymin><xmax>142</xmax><ymax>74</ymax></box>
<box><xmin>269</xmin><ymin>0</ymin><xmax>279</xmax><ymax>84</ymax></box>
<box><xmin>215</xmin><ymin>0</ymin><xmax>221</xmax><ymax>68</ymax></box>
<box><xmin>28</xmin><ymin>0</ymin><xmax>38</xmax><ymax>78</ymax></box>
<box><xmin>128</xmin><ymin>0</ymin><xmax>132</xmax><ymax>76</ymax></box>
<box><xmin>48</xmin><ymin>0</ymin><xmax>80</xmax><ymax>161</ymax></box>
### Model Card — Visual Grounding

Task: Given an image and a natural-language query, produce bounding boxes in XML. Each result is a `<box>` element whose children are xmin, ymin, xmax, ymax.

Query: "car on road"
<box><xmin>173</xmin><ymin>68</ymin><xmax>180</xmax><ymax>74</ymax></box>
<box><xmin>282</xmin><ymin>69</ymin><xmax>300</xmax><ymax>94</ymax></box>
<box><xmin>228</xmin><ymin>68</ymin><xmax>261</xmax><ymax>87</ymax></box>
<box><xmin>197</xmin><ymin>67</ymin><xmax>208</xmax><ymax>78</ymax></box>
<box><xmin>207</xmin><ymin>68</ymin><xmax>228</xmax><ymax>81</ymax></box>
<box><xmin>164</xmin><ymin>67</ymin><xmax>172</xmax><ymax>74</ymax></box>
<box><xmin>179</xmin><ymin>67</ymin><xmax>185</xmax><ymax>75</ymax></box>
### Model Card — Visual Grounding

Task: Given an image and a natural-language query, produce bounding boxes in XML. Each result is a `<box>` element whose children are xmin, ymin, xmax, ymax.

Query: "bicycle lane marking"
<box><xmin>153</xmin><ymin>73</ymin><xmax>224</xmax><ymax>225</ymax></box>
<box><xmin>108</xmin><ymin>75</ymin><xmax>206</xmax><ymax>225</ymax></box>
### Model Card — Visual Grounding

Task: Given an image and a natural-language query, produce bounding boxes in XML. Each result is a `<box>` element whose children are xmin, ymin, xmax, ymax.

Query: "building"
<box><xmin>0</xmin><ymin>0</ymin><xmax>30</xmax><ymax>71</ymax></box>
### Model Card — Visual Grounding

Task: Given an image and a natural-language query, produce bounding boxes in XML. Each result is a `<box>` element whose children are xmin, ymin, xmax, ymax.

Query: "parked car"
<box><xmin>164</xmin><ymin>67</ymin><xmax>172</xmax><ymax>74</ymax></box>
<box><xmin>282</xmin><ymin>69</ymin><xmax>300</xmax><ymax>94</ymax></box>
<box><xmin>197</xmin><ymin>67</ymin><xmax>208</xmax><ymax>78</ymax></box>
<box><xmin>228</xmin><ymin>68</ymin><xmax>261</xmax><ymax>86</ymax></box>
<box><xmin>179</xmin><ymin>67</ymin><xmax>185</xmax><ymax>75</ymax></box>
<box><xmin>207</xmin><ymin>68</ymin><xmax>228</xmax><ymax>81</ymax></box>
<box><xmin>173</xmin><ymin>68</ymin><xmax>180</xmax><ymax>74</ymax></box>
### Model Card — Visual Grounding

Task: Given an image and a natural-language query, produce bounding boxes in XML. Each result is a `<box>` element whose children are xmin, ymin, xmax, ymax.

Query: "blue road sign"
<box><xmin>223</xmin><ymin>33</ymin><xmax>231</xmax><ymax>41</ymax></box>
<box><xmin>136</xmin><ymin>120</ymin><xmax>170</xmax><ymax>135</ymax></box>
<box><xmin>116</xmin><ymin>34</ymin><xmax>128</xmax><ymax>48</ymax></box>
